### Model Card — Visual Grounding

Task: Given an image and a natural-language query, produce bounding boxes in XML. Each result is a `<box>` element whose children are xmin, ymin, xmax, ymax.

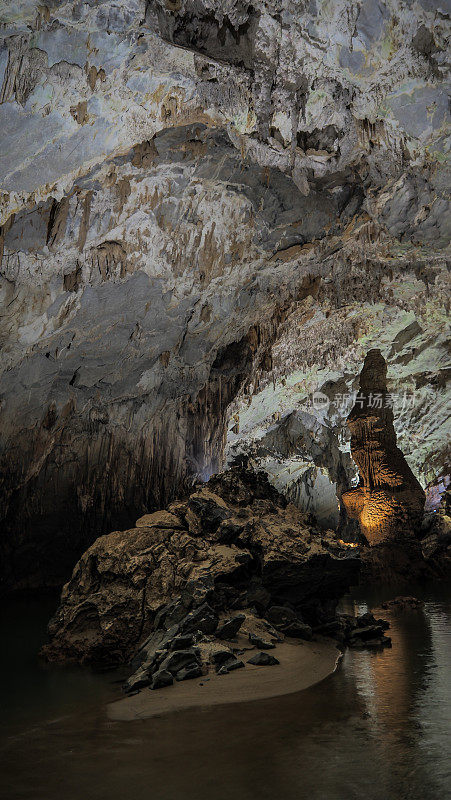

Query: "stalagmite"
<box><xmin>342</xmin><ymin>350</ymin><xmax>425</xmax><ymax>545</ymax></box>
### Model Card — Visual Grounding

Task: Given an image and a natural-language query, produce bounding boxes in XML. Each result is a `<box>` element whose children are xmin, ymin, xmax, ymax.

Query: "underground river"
<box><xmin>1</xmin><ymin>584</ymin><xmax>450</xmax><ymax>800</ymax></box>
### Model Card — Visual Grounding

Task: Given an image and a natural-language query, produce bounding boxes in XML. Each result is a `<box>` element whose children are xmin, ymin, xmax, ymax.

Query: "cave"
<box><xmin>0</xmin><ymin>1</ymin><xmax>450</xmax><ymax>798</ymax></box>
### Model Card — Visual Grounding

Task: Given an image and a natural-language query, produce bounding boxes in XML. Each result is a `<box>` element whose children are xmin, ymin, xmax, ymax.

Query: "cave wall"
<box><xmin>0</xmin><ymin>0</ymin><xmax>449</xmax><ymax>590</ymax></box>
<box><xmin>226</xmin><ymin>263</ymin><xmax>450</xmax><ymax>523</ymax></box>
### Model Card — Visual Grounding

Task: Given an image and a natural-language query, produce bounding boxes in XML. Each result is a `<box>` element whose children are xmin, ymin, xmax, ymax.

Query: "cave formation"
<box><xmin>342</xmin><ymin>349</ymin><xmax>426</xmax><ymax>545</ymax></box>
<box><xmin>1</xmin><ymin>2</ymin><xmax>450</xmax><ymax>797</ymax></box>
<box><xmin>0</xmin><ymin>2</ymin><xmax>449</xmax><ymax>596</ymax></box>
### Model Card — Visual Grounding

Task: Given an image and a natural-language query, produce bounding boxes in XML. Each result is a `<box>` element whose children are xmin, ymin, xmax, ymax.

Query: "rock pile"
<box><xmin>337</xmin><ymin>612</ymin><xmax>392</xmax><ymax>649</ymax></box>
<box><xmin>42</xmin><ymin>467</ymin><xmax>364</xmax><ymax>691</ymax></box>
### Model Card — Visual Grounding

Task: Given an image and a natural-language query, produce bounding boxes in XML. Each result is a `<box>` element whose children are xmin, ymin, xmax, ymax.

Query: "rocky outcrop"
<box><xmin>342</xmin><ymin>350</ymin><xmax>425</xmax><ymax>545</ymax></box>
<box><xmin>42</xmin><ymin>467</ymin><xmax>360</xmax><ymax>677</ymax></box>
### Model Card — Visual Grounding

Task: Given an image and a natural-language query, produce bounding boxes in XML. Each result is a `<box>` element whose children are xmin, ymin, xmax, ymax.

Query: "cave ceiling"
<box><xmin>0</xmin><ymin>0</ymin><xmax>449</xmax><ymax>589</ymax></box>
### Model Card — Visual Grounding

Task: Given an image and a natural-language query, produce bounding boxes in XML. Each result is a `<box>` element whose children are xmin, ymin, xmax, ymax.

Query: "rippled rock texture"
<box><xmin>42</xmin><ymin>467</ymin><xmax>359</xmax><ymax>666</ymax></box>
<box><xmin>342</xmin><ymin>349</ymin><xmax>425</xmax><ymax>544</ymax></box>
<box><xmin>0</xmin><ymin>0</ymin><xmax>449</xmax><ymax>590</ymax></box>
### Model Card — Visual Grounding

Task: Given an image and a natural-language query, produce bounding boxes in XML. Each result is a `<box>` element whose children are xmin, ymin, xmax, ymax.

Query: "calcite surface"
<box><xmin>342</xmin><ymin>349</ymin><xmax>425</xmax><ymax>544</ymax></box>
<box><xmin>0</xmin><ymin>0</ymin><xmax>449</xmax><ymax>590</ymax></box>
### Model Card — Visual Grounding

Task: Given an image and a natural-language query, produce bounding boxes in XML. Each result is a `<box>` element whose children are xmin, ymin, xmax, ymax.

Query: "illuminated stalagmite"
<box><xmin>342</xmin><ymin>350</ymin><xmax>425</xmax><ymax>545</ymax></box>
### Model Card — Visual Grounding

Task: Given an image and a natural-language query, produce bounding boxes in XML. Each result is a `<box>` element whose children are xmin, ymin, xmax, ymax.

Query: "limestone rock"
<box><xmin>42</xmin><ymin>467</ymin><xmax>360</xmax><ymax>666</ymax></box>
<box><xmin>342</xmin><ymin>350</ymin><xmax>425</xmax><ymax>545</ymax></box>
<box><xmin>135</xmin><ymin>511</ymin><xmax>185</xmax><ymax>529</ymax></box>
<box><xmin>42</xmin><ymin>526</ymin><xmax>244</xmax><ymax>664</ymax></box>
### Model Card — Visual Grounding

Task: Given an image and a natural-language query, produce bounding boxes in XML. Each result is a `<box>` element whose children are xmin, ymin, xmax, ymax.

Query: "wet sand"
<box><xmin>108</xmin><ymin>639</ymin><xmax>341</xmax><ymax>721</ymax></box>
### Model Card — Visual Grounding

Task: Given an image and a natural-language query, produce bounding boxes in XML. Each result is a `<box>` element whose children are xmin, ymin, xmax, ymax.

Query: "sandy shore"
<box><xmin>108</xmin><ymin>639</ymin><xmax>341</xmax><ymax>721</ymax></box>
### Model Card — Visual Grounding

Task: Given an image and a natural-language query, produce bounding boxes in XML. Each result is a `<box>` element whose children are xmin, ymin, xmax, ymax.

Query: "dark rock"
<box><xmin>150</xmin><ymin>669</ymin><xmax>174</xmax><ymax>689</ymax></box>
<box><xmin>181</xmin><ymin>603</ymin><xmax>219</xmax><ymax>635</ymax></box>
<box><xmin>349</xmin><ymin>625</ymin><xmax>384</xmax><ymax>641</ymax></box>
<box><xmin>216</xmin><ymin>614</ymin><xmax>246</xmax><ymax>639</ymax></box>
<box><xmin>216</xmin><ymin>656</ymin><xmax>245</xmax><ymax>674</ymax></box>
<box><xmin>248</xmin><ymin>632</ymin><xmax>275</xmax><ymax>649</ymax></box>
<box><xmin>243</xmin><ymin>580</ymin><xmax>271</xmax><ymax>612</ymax></box>
<box><xmin>267</xmin><ymin>605</ymin><xmax>298</xmax><ymax>627</ymax></box>
<box><xmin>337</xmin><ymin>613</ymin><xmax>357</xmax><ymax>630</ymax></box>
<box><xmin>168</xmin><ymin>634</ymin><xmax>195</xmax><ymax>650</ymax></box>
<box><xmin>283</xmin><ymin>621</ymin><xmax>313</xmax><ymax>640</ymax></box>
<box><xmin>175</xmin><ymin>663</ymin><xmax>203</xmax><ymax>681</ymax></box>
<box><xmin>266</xmin><ymin>606</ymin><xmax>312</xmax><ymax>639</ymax></box>
<box><xmin>313</xmin><ymin>620</ymin><xmax>342</xmax><ymax>635</ymax></box>
<box><xmin>356</xmin><ymin>612</ymin><xmax>377</xmax><ymax>627</ymax></box>
<box><xmin>160</xmin><ymin>648</ymin><xmax>200</xmax><ymax>675</ymax></box>
<box><xmin>207</xmin><ymin>468</ymin><xmax>285</xmax><ymax>509</ymax></box>
<box><xmin>154</xmin><ymin>598</ymin><xmax>193</xmax><ymax>631</ymax></box>
<box><xmin>211</xmin><ymin>649</ymin><xmax>234</xmax><ymax>665</ymax></box>
<box><xmin>124</xmin><ymin>668</ymin><xmax>152</xmax><ymax>693</ymax></box>
<box><xmin>225</xmin><ymin>657</ymin><xmax>245</xmax><ymax>672</ymax></box>
<box><xmin>248</xmin><ymin>631</ymin><xmax>275</xmax><ymax>649</ymax></box>
<box><xmin>412</xmin><ymin>24</ymin><xmax>438</xmax><ymax>57</ymax></box>
<box><xmin>131</xmin><ymin>630</ymin><xmax>169</xmax><ymax>670</ymax></box>
<box><xmin>187</xmin><ymin>489</ymin><xmax>232</xmax><ymax>535</ymax></box>
<box><xmin>234</xmin><ymin>551</ymin><xmax>253</xmax><ymax>565</ymax></box>
<box><xmin>247</xmin><ymin>652</ymin><xmax>280</xmax><ymax>666</ymax></box>
<box><xmin>262</xmin><ymin>621</ymin><xmax>284</xmax><ymax>641</ymax></box>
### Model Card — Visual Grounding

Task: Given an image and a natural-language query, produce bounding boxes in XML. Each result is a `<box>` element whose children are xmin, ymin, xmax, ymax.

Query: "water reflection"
<box><xmin>0</xmin><ymin>587</ymin><xmax>450</xmax><ymax>800</ymax></box>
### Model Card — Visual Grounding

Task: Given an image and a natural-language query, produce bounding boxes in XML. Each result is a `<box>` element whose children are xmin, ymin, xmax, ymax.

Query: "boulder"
<box><xmin>124</xmin><ymin>668</ymin><xmax>152</xmax><ymax>693</ymax></box>
<box><xmin>349</xmin><ymin>625</ymin><xmax>384</xmax><ymax>641</ymax></box>
<box><xmin>247</xmin><ymin>652</ymin><xmax>280</xmax><ymax>666</ymax></box>
<box><xmin>248</xmin><ymin>633</ymin><xmax>275</xmax><ymax>650</ymax></box>
<box><xmin>160</xmin><ymin>649</ymin><xmax>200</xmax><ymax>675</ymax></box>
<box><xmin>175</xmin><ymin>664</ymin><xmax>203</xmax><ymax>682</ymax></box>
<box><xmin>216</xmin><ymin>614</ymin><xmax>246</xmax><ymax>640</ymax></box>
<box><xmin>180</xmin><ymin>604</ymin><xmax>219</xmax><ymax>636</ymax></box>
<box><xmin>186</xmin><ymin>489</ymin><xmax>231</xmax><ymax>536</ymax></box>
<box><xmin>210</xmin><ymin>649</ymin><xmax>234</xmax><ymax>665</ymax></box>
<box><xmin>266</xmin><ymin>606</ymin><xmax>312</xmax><ymax>639</ymax></box>
<box><xmin>216</xmin><ymin>657</ymin><xmax>245</xmax><ymax>674</ymax></box>
<box><xmin>168</xmin><ymin>634</ymin><xmax>195</xmax><ymax>651</ymax></box>
<box><xmin>151</xmin><ymin>669</ymin><xmax>174</xmax><ymax>690</ymax></box>
<box><xmin>42</xmin><ymin>467</ymin><xmax>360</xmax><ymax>668</ymax></box>
<box><xmin>41</xmin><ymin>529</ymin><xmax>240</xmax><ymax>664</ymax></box>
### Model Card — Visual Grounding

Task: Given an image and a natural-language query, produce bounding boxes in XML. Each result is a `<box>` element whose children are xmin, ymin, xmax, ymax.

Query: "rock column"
<box><xmin>342</xmin><ymin>349</ymin><xmax>425</xmax><ymax>545</ymax></box>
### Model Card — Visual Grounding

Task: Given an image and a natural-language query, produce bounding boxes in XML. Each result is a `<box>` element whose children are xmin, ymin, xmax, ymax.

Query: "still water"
<box><xmin>1</xmin><ymin>586</ymin><xmax>450</xmax><ymax>800</ymax></box>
